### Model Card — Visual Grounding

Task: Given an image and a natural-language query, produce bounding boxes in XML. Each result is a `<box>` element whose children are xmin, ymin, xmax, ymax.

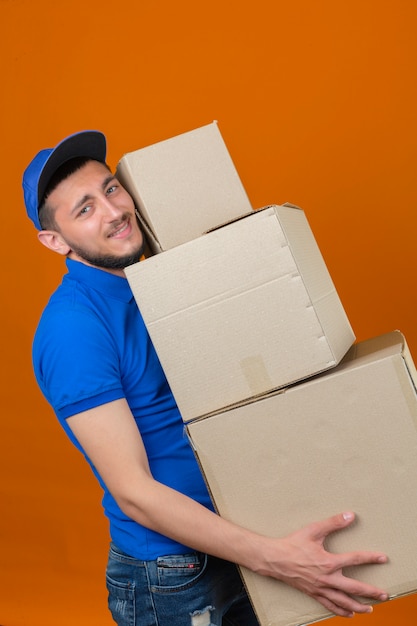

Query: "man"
<box><xmin>23</xmin><ymin>130</ymin><xmax>388</xmax><ymax>626</ymax></box>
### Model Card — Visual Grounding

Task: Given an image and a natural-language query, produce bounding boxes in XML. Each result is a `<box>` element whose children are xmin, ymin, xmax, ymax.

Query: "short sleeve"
<box><xmin>33</xmin><ymin>300</ymin><xmax>125</xmax><ymax>420</ymax></box>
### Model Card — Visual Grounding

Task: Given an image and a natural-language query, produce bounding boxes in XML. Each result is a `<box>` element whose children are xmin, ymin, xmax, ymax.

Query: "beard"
<box><xmin>62</xmin><ymin>214</ymin><xmax>145</xmax><ymax>270</ymax></box>
<box><xmin>68</xmin><ymin>240</ymin><xmax>144</xmax><ymax>270</ymax></box>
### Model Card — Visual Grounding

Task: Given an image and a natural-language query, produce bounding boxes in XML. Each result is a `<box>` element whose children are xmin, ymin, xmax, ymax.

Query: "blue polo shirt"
<box><xmin>33</xmin><ymin>258</ymin><xmax>214</xmax><ymax>559</ymax></box>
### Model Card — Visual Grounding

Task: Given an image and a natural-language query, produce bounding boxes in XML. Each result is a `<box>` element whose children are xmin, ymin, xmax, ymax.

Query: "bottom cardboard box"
<box><xmin>187</xmin><ymin>331</ymin><xmax>417</xmax><ymax>626</ymax></box>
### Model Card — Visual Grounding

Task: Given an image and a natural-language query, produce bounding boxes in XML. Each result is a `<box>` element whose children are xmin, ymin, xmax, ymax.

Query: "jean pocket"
<box><xmin>106</xmin><ymin>574</ymin><xmax>136</xmax><ymax>626</ymax></box>
<box><xmin>155</xmin><ymin>552</ymin><xmax>207</xmax><ymax>590</ymax></box>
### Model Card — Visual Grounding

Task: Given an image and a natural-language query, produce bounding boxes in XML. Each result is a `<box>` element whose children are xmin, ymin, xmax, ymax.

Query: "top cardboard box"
<box><xmin>116</xmin><ymin>122</ymin><xmax>253</xmax><ymax>253</ymax></box>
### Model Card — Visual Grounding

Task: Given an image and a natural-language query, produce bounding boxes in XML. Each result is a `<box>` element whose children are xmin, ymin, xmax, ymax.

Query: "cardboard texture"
<box><xmin>125</xmin><ymin>204</ymin><xmax>355</xmax><ymax>422</ymax></box>
<box><xmin>116</xmin><ymin>122</ymin><xmax>252</xmax><ymax>253</ymax></box>
<box><xmin>186</xmin><ymin>331</ymin><xmax>417</xmax><ymax>626</ymax></box>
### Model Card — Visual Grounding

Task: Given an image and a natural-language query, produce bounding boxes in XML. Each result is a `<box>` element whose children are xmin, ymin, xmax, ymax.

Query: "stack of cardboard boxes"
<box><xmin>117</xmin><ymin>122</ymin><xmax>417</xmax><ymax>626</ymax></box>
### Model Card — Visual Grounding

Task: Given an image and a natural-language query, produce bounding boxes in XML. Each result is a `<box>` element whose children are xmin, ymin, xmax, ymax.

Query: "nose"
<box><xmin>99</xmin><ymin>195</ymin><xmax>124</xmax><ymax>220</ymax></box>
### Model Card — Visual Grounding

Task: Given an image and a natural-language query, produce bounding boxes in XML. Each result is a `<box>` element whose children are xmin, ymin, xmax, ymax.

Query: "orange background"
<box><xmin>1</xmin><ymin>1</ymin><xmax>417</xmax><ymax>624</ymax></box>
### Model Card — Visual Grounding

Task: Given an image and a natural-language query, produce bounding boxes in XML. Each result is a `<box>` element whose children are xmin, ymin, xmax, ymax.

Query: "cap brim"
<box><xmin>37</xmin><ymin>130</ymin><xmax>106</xmax><ymax>205</ymax></box>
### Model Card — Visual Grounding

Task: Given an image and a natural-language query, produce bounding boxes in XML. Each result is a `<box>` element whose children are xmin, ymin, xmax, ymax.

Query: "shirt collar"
<box><xmin>65</xmin><ymin>258</ymin><xmax>134</xmax><ymax>303</ymax></box>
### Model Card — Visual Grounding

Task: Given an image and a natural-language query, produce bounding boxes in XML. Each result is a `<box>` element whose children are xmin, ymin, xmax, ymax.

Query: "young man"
<box><xmin>23</xmin><ymin>131</ymin><xmax>388</xmax><ymax>626</ymax></box>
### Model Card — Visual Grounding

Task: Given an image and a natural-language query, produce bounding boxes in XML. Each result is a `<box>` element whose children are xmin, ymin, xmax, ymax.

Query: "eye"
<box><xmin>106</xmin><ymin>184</ymin><xmax>117</xmax><ymax>195</ymax></box>
<box><xmin>79</xmin><ymin>205</ymin><xmax>92</xmax><ymax>216</ymax></box>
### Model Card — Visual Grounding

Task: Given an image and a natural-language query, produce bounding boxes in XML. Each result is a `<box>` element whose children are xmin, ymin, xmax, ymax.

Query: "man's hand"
<box><xmin>259</xmin><ymin>512</ymin><xmax>388</xmax><ymax>618</ymax></box>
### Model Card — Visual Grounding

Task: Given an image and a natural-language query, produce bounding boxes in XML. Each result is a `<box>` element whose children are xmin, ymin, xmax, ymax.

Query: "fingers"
<box><xmin>307</xmin><ymin>511</ymin><xmax>357</xmax><ymax>541</ymax></box>
<box><xmin>319</xmin><ymin>550</ymin><xmax>388</xmax><ymax>604</ymax></box>
<box><xmin>338</xmin><ymin>549</ymin><xmax>388</xmax><ymax>569</ymax></box>
<box><xmin>304</xmin><ymin>511</ymin><xmax>388</xmax><ymax>572</ymax></box>
<box><xmin>279</xmin><ymin>511</ymin><xmax>389</xmax><ymax>616</ymax></box>
<box><xmin>314</xmin><ymin>588</ymin><xmax>373</xmax><ymax>618</ymax></box>
<box><xmin>308</xmin><ymin>564</ymin><xmax>388</xmax><ymax>617</ymax></box>
<box><xmin>308</xmin><ymin>570</ymin><xmax>387</xmax><ymax>617</ymax></box>
<box><xmin>306</xmin><ymin>513</ymin><xmax>388</xmax><ymax>565</ymax></box>
<box><xmin>315</xmin><ymin>595</ymin><xmax>355</xmax><ymax>618</ymax></box>
<box><xmin>329</xmin><ymin>568</ymin><xmax>388</xmax><ymax>603</ymax></box>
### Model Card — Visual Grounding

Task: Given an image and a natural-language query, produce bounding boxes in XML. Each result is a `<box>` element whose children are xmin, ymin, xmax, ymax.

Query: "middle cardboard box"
<box><xmin>125</xmin><ymin>203</ymin><xmax>355</xmax><ymax>422</ymax></box>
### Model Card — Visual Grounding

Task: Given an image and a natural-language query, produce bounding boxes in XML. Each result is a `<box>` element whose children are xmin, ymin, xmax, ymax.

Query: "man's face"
<box><xmin>45</xmin><ymin>160</ymin><xmax>144</xmax><ymax>273</ymax></box>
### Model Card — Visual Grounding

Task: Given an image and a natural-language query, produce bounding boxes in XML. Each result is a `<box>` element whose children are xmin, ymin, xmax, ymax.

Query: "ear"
<box><xmin>37</xmin><ymin>230</ymin><xmax>71</xmax><ymax>256</ymax></box>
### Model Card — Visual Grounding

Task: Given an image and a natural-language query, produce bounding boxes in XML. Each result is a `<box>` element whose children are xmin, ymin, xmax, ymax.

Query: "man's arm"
<box><xmin>67</xmin><ymin>398</ymin><xmax>388</xmax><ymax>618</ymax></box>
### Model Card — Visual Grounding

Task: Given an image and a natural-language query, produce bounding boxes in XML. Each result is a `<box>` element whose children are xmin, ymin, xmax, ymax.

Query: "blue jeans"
<box><xmin>106</xmin><ymin>543</ymin><xmax>260</xmax><ymax>626</ymax></box>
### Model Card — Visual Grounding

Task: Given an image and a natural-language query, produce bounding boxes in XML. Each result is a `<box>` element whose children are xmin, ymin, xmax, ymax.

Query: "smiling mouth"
<box><xmin>108</xmin><ymin>218</ymin><xmax>131</xmax><ymax>238</ymax></box>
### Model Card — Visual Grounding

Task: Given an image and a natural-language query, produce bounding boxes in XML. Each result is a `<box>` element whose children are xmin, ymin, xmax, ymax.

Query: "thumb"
<box><xmin>309</xmin><ymin>511</ymin><xmax>356</xmax><ymax>541</ymax></box>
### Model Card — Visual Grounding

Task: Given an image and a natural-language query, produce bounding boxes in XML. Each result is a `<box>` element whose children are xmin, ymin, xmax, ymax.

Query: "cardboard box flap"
<box><xmin>338</xmin><ymin>329</ymin><xmax>404</xmax><ymax>368</ymax></box>
<box><xmin>203</xmin><ymin>203</ymin><xmax>301</xmax><ymax>235</ymax></box>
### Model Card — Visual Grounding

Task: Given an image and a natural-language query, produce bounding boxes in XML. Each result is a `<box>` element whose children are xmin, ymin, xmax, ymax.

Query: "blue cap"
<box><xmin>22</xmin><ymin>130</ymin><xmax>107</xmax><ymax>229</ymax></box>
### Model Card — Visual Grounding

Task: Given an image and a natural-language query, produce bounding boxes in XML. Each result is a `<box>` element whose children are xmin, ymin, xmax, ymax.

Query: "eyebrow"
<box><xmin>70</xmin><ymin>174</ymin><xmax>117</xmax><ymax>215</ymax></box>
